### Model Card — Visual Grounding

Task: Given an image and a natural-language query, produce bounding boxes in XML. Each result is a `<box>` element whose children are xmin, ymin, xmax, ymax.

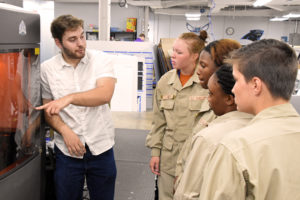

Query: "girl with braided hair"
<box><xmin>174</xmin><ymin>64</ymin><xmax>253</xmax><ymax>200</ymax></box>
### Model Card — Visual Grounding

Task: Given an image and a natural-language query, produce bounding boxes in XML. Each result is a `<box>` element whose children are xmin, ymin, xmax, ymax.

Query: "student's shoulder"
<box><xmin>224</xmin><ymin>114</ymin><xmax>300</xmax><ymax>146</ymax></box>
<box><xmin>157</xmin><ymin>69</ymin><xmax>176</xmax><ymax>84</ymax></box>
<box><xmin>195</xmin><ymin>115</ymin><xmax>248</xmax><ymax>145</ymax></box>
<box><xmin>218</xmin><ymin>117</ymin><xmax>284</xmax><ymax>156</ymax></box>
<box><xmin>218</xmin><ymin>124</ymin><xmax>256</xmax><ymax>153</ymax></box>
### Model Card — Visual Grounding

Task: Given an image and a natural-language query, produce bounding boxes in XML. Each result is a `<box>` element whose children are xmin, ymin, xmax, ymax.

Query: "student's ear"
<box><xmin>225</xmin><ymin>94</ymin><xmax>235</xmax><ymax>106</ymax></box>
<box><xmin>251</xmin><ymin>77</ymin><xmax>262</xmax><ymax>96</ymax></box>
<box><xmin>192</xmin><ymin>53</ymin><xmax>199</xmax><ymax>63</ymax></box>
<box><xmin>54</xmin><ymin>38</ymin><xmax>63</xmax><ymax>49</ymax></box>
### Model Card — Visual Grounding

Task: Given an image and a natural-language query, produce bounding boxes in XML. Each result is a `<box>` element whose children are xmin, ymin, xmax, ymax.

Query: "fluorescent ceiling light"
<box><xmin>253</xmin><ymin>0</ymin><xmax>272</xmax><ymax>7</ymax></box>
<box><xmin>186</xmin><ymin>17</ymin><xmax>200</xmax><ymax>21</ymax></box>
<box><xmin>270</xmin><ymin>17</ymin><xmax>289</xmax><ymax>21</ymax></box>
<box><xmin>185</xmin><ymin>13</ymin><xmax>201</xmax><ymax>18</ymax></box>
<box><xmin>283</xmin><ymin>13</ymin><xmax>300</xmax><ymax>18</ymax></box>
<box><xmin>185</xmin><ymin>13</ymin><xmax>201</xmax><ymax>21</ymax></box>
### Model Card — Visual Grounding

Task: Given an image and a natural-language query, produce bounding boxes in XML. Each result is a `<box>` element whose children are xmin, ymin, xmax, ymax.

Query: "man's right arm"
<box><xmin>42</xmin><ymin>99</ymin><xmax>86</xmax><ymax>156</ymax></box>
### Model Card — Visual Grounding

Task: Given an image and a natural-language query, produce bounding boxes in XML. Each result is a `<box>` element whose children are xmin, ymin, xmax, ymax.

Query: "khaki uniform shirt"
<box><xmin>199</xmin><ymin>103</ymin><xmax>300</xmax><ymax>200</ymax></box>
<box><xmin>174</xmin><ymin>111</ymin><xmax>253</xmax><ymax>200</ymax></box>
<box><xmin>175</xmin><ymin>109</ymin><xmax>216</xmax><ymax>178</ymax></box>
<box><xmin>146</xmin><ymin>68</ymin><xmax>210</xmax><ymax>175</ymax></box>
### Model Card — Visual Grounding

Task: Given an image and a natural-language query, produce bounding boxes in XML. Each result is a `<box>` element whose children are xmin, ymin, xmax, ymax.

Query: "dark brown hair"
<box><xmin>51</xmin><ymin>15</ymin><xmax>84</xmax><ymax>42</ymax></box>
<box><xmin>229</xmin><ymin>39</ymin><xmax>298</xmax><ymax>100</ymax></box>
<box><xmin>203</xmin><ymin>39</ymin><xmax>241</xmax><ymax>67</ymax></box>
<box><xmin>199</xmin><ymin>30</ymin><xmax>208</xmax><ymax>42</ymax></box>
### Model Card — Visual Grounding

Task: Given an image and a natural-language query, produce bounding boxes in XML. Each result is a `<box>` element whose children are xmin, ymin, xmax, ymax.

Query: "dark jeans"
<box><xmin>54</xmin><ymin>145</ymin><xmax>117</xmax><ymax>200</ymax></box>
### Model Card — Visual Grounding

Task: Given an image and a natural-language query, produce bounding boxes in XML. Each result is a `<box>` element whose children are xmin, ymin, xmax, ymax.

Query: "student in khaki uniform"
<box><xmin>145</xmin><ymin>31</ymin><xmax>209</xmax><ymax>200</ymax></box>
<box><xmin>199</xmin><ymin>39</ymin><xmax>300</xmax><ymax>200</ymax></box>
<box><xmin>175</xmin><ymin>39</ymin><xmax>241</xmax><ymax>183</ymax></box>
<box><xmin>174</xmin><ymin>65</ymin><xmax>253</xmax><ymax>200</ymax></box>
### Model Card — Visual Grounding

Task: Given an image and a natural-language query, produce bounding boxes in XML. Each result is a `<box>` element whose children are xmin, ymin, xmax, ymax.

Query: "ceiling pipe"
<box><xmin>126</xmin><ymin>0</ymin><xmax>207</xmax><ymax>9</ymax></box>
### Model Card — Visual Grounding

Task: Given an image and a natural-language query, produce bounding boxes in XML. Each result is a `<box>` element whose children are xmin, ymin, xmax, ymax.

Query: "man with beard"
<box><xmin>36</xmin><ymin>15</ymin><xmax>117</xmax><ymax>200</ymax></box>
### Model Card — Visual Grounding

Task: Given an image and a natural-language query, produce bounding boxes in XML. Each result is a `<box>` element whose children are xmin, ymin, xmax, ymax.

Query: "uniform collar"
<box><xmin>249</xmin><ymin>103</ymin><xmax>299</xmax><ymax>125</ymax></box>
<box><xmin>58</xmin><ymin>50</ymin><xmax>88</xmax><ymax>69</ymax></box>
<box><xmin>211</xmin><ymin>111</ymin><xmax>253</xmax><ymax>125</ymax></box>
<box><xmin>167</xmin><ymin>68</ymin><xmax>200</xmax><ymax>91</ymax></box>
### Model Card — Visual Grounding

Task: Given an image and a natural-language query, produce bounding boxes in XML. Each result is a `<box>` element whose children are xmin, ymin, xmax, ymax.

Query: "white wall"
<box><xmin>23</xmin><ymin>0</ymin><xmax>55</xmax><ymax>62</ymax></box>
<box><xmin>110</xmin><ymin>4</ymin><xmax>144</xmax><ymax>32</ymax></box>
<box><xmin>55</xmin><ymin>3</ymin><xmax>144</xmax><ymax>33</ymax></box>
<box><xmin>53</xmin><ymin>2</ymin><xmax>300</xmax><ymax>46</ymax></box>
<box><xmin>55</xmin><ymin>2</ymin><xmax>99</xmax><ymax>29</ymax></box>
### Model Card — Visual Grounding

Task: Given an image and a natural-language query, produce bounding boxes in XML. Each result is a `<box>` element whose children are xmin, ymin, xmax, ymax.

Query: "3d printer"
<box><xmin>0</xmin><ymin>3</ymin><xmax>44</xmax><ymax>200</ymax></box>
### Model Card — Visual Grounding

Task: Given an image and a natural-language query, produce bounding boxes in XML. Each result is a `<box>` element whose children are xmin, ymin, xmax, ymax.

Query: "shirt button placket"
<box><xmin>74</xmin><ymin>68</ymin><xmax>80</xmax><ymax>92</ymax></box>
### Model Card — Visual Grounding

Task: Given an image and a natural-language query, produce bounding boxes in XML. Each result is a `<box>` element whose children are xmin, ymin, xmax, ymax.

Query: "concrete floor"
<box><xmin>112</xmin><ymin>111</ymin><xmax>153</xmax><ymax>130</ymax></box>
<box><xmin>112</xmin><ymin>111</ymin><xmax>155</xmax><ymax>200</ymax></box>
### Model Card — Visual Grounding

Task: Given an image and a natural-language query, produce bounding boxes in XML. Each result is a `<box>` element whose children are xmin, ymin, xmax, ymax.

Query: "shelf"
<box><xmin>86</xmin><ymin>31</ymin><xmax>98</xmax><ymax>40</ymax></box>
<box><xmin>110</xmin><ymin>32</ymin><xmax>137</xmax><ymax>41</ymax></box>
<box><xmin>86</xmin><ymin>31</ymin><xmax>137</xmax><ymax>41</ymax></box>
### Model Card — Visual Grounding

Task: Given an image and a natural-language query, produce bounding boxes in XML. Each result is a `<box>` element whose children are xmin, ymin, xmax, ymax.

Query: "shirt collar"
<box><xmin>211</xmin><ymin>111</ymin><xmax>253</xmax><ymax>125</ymax></box>
<box><xmin>167</xmin><ymin>68</ymin><xmax>200</xmax><ymax>91</ymax></box>
<box><xmin>58</xmin><ymin>50</ymin><xmax>88</xmax><ymax>69</ymax></box>
<box><xmin>249</xmin><ymin>103</ymin><xmax>299</xmax><ymax>125</ymax></box>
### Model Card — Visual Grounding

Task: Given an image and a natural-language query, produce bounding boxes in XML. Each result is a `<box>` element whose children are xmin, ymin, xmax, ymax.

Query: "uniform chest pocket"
<box><xmin>160</xmin><ymin>99</ymin><xmax>175</xmax><ymax>110</ymax></box>
<box><xmin>189</xmin><ymin>97</ymin><xmax>210</xmax><ymax>112</ymax></box>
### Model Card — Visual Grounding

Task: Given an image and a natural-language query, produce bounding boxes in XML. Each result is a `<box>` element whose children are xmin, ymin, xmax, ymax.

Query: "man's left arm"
<box><xmin>36</xmin><ymin>77</ymin><xmax>116</xmax><ymax>116</ymax></box>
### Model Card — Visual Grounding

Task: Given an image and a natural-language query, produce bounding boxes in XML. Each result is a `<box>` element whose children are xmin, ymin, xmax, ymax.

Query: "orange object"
<box><xmin>0</xmin><ymin>52</ymin><xmax>22</xmax><ymax>130</ymax></box>
<box><xmin>180</xmin><ymin>73</ymin><xmax>193</xmax><ymax>86</ymax></box>
<box><xmin>126</xmin><ymin>18</ymin><xmax>137</xmax><ymax>32</ymax></box>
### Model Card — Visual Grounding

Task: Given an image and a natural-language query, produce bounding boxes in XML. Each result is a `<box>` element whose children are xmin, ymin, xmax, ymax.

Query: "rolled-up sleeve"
<box><xmin>95</xmin><ymin>53</ymin><xmax>116</xmax><ymax>79</ymax></box>
<box><xmin>40</xmin><ymin>63</ymin><xmax>53</xmax><ymax>100</ymax></box>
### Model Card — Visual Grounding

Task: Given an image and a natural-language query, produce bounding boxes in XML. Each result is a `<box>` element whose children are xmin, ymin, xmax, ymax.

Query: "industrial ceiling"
<box><xmin>53</xmin><ymin>0</ymin><xmax>300</xmax><ymax>18</ymax></box>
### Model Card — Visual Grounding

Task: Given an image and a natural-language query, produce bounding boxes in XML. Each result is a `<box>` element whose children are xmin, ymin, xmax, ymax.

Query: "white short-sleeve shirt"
<box><xmin>41</xmin><ymin>49</ymin><xmax>116</xmax><ymax>158</ymax></box>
